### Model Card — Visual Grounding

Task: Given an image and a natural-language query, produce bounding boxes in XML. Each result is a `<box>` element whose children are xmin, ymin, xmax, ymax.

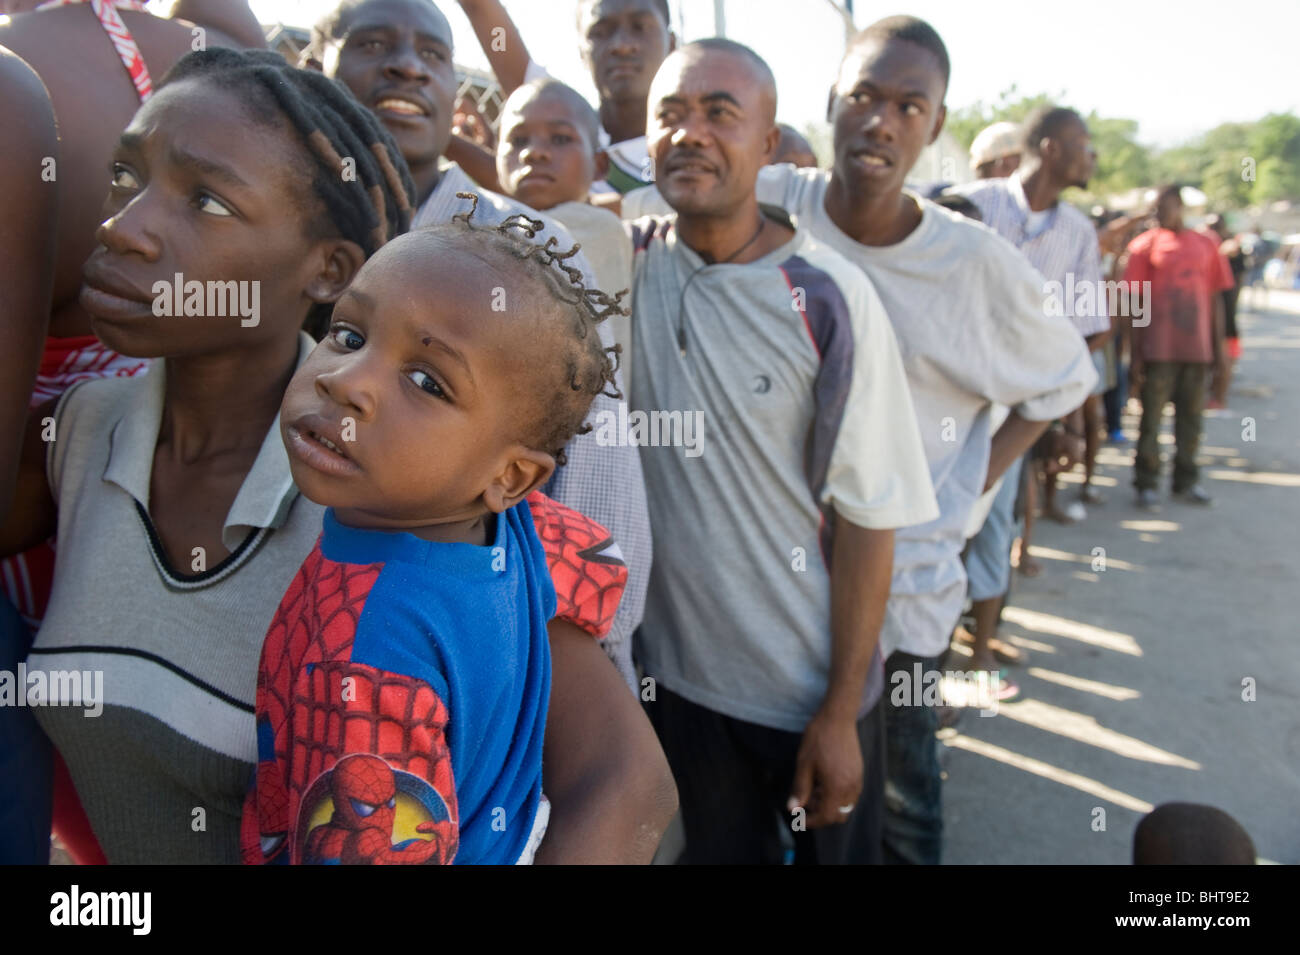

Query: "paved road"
<box><xmin>943</xmin><ymin>289</ymin><xmax>1300</xmax><ymax>864</ymax></box>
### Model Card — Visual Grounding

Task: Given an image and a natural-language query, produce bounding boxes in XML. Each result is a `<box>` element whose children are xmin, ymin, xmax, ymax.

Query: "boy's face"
<box><xmin>326</xmin><ymin>0</ymin><xmax>457</xmax><ymax>171</ymax></box>
<box><xmin>829</xmin><ymin>37</ymin><xmax>947</xmax><ymax>199</ymax></box>
<box><xmin>579</xmin><ymin>0</ymin><xmax>672</xmax><ymax>105</ymax></box>
<box><xmin>497</xmin><ymin>91</ymin><xmax>598</xmax><ymax>210</ymax></box>
<box><xmin>281</xmin><ymin>234</ymin><xmax>556</xmax><ymax>534</ymax></box>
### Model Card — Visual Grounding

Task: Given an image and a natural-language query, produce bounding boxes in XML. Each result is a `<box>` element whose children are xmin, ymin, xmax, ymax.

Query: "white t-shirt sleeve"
<box><xmin>980</xmin><ymin>241</ymin><xmax>1099</xmax><ymax>421</ymax></box>
<box><xmin>620</xmin><ymin>184</ymin><xmax>673</xmax><ymax>220</ymax></box>
<box><xmin>523</xmin><ymin>58</ymin><xmax>552</xmax><ymax>84</ymax></box>
<box><xmin>822</xmin><ymin>267</ymin><xmax>940</xmax><ymax>530</ymax></box>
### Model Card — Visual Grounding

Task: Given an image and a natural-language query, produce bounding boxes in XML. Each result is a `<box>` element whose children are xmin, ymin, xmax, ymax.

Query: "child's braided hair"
<box><xmin>451</xmin><ymin>193</ymin><xmax>627</xmax><ymax>467</ymax></box>
<box><xmin>156</xmin><ymin>48</ymin><xmax>416</xmax><ymax>336</ymax></box>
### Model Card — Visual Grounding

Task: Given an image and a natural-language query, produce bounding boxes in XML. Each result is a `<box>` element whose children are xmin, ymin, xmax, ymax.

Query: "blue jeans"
<box><xmin>0</xmin><ymin>592</ymin><xmax>52</xmax><ymax>863</ymax></box>
<box><xmin>883</xmin><ymin>650</ymin><xmax>943</xmax><ymax>865</ymax></box>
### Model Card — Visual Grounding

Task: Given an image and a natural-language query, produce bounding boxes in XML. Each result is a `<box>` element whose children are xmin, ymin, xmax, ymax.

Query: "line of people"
<box><xmin>0</xmin><ymin>0</ymin><xmax>1239</xmax><ymax>865</ymax></box>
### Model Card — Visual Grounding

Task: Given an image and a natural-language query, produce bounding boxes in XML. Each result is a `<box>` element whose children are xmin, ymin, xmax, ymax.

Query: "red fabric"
<box><xmin>1124</xmin><ymin>228</ymin><xmax>1235</xmax><ymax>364</ymax></box>
<box><xmin>51</xmin><ymin>752</ymin><xmax>107</xmax><ymax>865</ymax></box>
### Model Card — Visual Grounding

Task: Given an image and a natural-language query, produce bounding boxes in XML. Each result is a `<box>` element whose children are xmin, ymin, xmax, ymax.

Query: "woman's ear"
<box><xmin>482</xmin><ymin>448</ymin><xmax>556</xmax><ymax>514</ymax></box>
<box><xmin>305</xmin><ymin>239</ymin><xmax>367</xmax><ymax>306</ymax></box>
<box><xmin>594</xmin><ymin>149</ymin><xmax>611</xmax><ymax>181</ymax></box>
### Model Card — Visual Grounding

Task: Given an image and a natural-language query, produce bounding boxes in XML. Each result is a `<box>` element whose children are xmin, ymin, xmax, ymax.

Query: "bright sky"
<box><xmin>246</xmin><ymin>0</ymin><xmax>1297</xmax><ymax>148</ymax></box>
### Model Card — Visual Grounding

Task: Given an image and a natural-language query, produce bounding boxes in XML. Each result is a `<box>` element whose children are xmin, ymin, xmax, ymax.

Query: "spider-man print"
<box><xmin>526</xmin><ymin>491</ymin><xmax>626</xmax><ymax>638</ymax></box>
<box><xmin>301</xmin><ymin>755</ymin><xmax>456</xmax><ymax>865</ymax></box>
<box><xmin>242</xmin><ymin>496</ymin><xmax>626</xmax><ymax>865</ymax></box>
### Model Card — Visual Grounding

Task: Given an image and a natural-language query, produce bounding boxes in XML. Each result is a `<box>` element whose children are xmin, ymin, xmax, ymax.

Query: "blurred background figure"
<box><xmin>770</xmin><ymin>122</ymin><xmax>818</xmax><ymax>168</ymax></box>
<box><xmin>969</xmin><ymin>120</ymin><xmax>1021</xmax><ymax>180</ymax></box>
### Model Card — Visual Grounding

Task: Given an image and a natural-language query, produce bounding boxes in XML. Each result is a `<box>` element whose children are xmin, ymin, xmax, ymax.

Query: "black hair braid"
<box><xmin>156</xmin><ymin>48</ymin><xmax>416</xmax><ymax>336</ymax></box>
<box><xmin>451</xmin><ymin>193</ymin><xmax>627</xmax><ymax>467</ymax></box>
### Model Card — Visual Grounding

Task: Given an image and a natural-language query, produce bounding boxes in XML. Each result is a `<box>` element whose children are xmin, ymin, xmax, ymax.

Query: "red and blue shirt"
<box><xmin>241</xmin><ymin>492</ymin><xmax>626</xmax><ymax>865</ymax></box>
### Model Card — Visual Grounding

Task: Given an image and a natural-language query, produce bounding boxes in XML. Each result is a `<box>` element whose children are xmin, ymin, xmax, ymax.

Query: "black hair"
<box><xmin>934</xmin><ymin>191</ymin><xmax>983</xmax><ymax>222</ymax></box>
<box><xmin>849</xmin><ymin>15</ymin><xmax>950</xmax><ymax>92</ymax></box>
<box><xmin>451</xmin><ymin>194</ymin><xmax>625</xmax><ymax>467</ymax></box>
<box><xmin>1155</xmin><ymin>183</ymin><xmax>1183</xmax><ymax>206</ymax></box>
<box><xmin>305</xmin><ymin>0</ymin><xmax>452</xmax><ymax>65</ymax></box>
<box><xmin>1022</xmin><ymin>105</ymin><xmax>1084</xmax><ymax>157</ymax></box>
<box><xmin>503</xmin><ymin>79</ymin><xmax>602</xmax><ymax>152</ymax></box>
<box><xmin>577</xmin><ymin>0</ymin><xmax>671</xmax><ymax>31</ymax></box>
<box><xmin>1133</xmin><ymin>803</ymin><xmax>1256</xmax><ymax>865</ymax></box>
<box><xmin>157</xmin><ymin>48</ymin><xmax>416</xmax><ymax>337</ymax></box>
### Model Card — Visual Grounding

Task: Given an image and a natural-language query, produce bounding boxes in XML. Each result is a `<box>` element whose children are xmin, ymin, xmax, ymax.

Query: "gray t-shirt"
<box><xmin>751</xmin><ymin>165</ymin><xmax>1098</xmax><ymax>659</ymax></box>
<box><xmin>629</xmin><ymin>215</ymin><xmax>938</xmax><ymax>731</ymax></box>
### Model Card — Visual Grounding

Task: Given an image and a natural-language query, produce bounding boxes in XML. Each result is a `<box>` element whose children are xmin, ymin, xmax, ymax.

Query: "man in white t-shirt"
<box><xmin>455</xmin><ymin>0</ymin><xmax>674</xmax><ymax>195</ymax></box>
<box><xmin>630</xmin><ymin>16</ymin><xmax>1096</xmax><ymax>864</ymax></box>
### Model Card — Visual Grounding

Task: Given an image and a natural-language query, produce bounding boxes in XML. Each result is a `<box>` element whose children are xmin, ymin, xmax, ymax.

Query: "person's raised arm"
<box><xmin>167</xmin><ymin>0</ymin><xmax>266</xmax><ymax>49</ymax></box>
<box><xmin>788</xmin><ymin>518</ymin><xmax>892</xmax><ymax>828</ymax></box>
<box><xmin>537</xmin><ymin>619</ymin><xmax>676</xmax><ymax>864</ymax></box>
<box><xmin>0</xmin><ymin>51</ymin><xmax>57</xmax><ymax>519</ymax></box>
<box><xmin>455</xmin><ymin>0</ymin><xmax>533</xmax><ymax>94</ymax></box>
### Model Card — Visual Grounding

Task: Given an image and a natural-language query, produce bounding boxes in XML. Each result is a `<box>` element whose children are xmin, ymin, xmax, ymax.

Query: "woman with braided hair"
<box><xmin>0</xmin><ymin>48</ymin><xmax>675</xmax><ymax>864</ymax></box>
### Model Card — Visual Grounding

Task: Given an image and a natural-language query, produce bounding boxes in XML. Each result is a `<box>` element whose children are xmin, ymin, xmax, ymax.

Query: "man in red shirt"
<box><xmin>1124</xmin><ymin>185</ymin><xmax>1235</xmax><ymax>508</ymax></box>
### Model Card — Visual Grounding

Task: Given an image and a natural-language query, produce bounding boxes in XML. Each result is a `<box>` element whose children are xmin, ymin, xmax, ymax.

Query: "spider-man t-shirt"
<box><xmin>241</xmin><ymin>492</ymin><xmax>626</xmax><ymax>865</ymax></box>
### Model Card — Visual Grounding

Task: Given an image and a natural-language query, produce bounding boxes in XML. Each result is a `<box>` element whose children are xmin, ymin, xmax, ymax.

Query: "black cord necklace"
<box><xmin>677</xmin><ymin>216</ymin><xmax>767</xmax><ymax>355</ymax></box>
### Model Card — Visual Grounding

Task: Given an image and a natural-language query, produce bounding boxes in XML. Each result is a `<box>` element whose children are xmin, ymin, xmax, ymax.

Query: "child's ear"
<box><xmin>305</xmin><ymin>239</ymin><xmax>367</xmax><ymax>306</ymax></box>
<box><xmin>482</xmin><ymin>448</ymin><xmax>556</xmax><ymax>513</ymax></box>
<box><xmin>594</xmin><ymin>149</ymin><xmax>610</xmax><ymax>181</ymax></box>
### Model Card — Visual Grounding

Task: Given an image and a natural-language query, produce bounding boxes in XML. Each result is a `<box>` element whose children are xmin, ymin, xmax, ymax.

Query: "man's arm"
<box><xmin>984</xmin><ymin>411</ymin><xmax>1051</xmax><ymax>493</ymax></box>
<box><xmin>0</xmin><ymin>51</ymin><xmax>56</xmax><ymax>512</ymax></box>
<box><xmin>166</xmin><ymin>0</ymin><xmax>264</xmax><ymax>48</ymax></box>
<box><xmin>455</xmin><ymin>0</ymin><xmax>533</xmax><ymax>94</ymax></box>
<box><xmin>788</xmin><ymin>518</ymin><xmax>892</xmax><ymax>829</ymax></box>
<box><xmin>444</xmin><ymin>136</ymin><xmax>504</xmax><ymax>193</ymax></box>
<box><xmin>537</xmin><ymin>619</ymin><xmax>676</xmax><ymax>863</ymax></box>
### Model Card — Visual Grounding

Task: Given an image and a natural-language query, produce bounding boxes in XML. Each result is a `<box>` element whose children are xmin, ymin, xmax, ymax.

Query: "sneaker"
<box><xmin>1064</xmin><ymin>501</ymin><xmax>1088</xmax><ymax>522</ymax></box>
<box><xmin>1107</xmin><ymin>429</ymin><xmax>1126</xmax><ymax>444</ymax></box>
<box><xmin>1135</xmin><ymin>488</ymin><xmax>1160</xmax><ymax>510</ymax></box>
<box><xmin>1172</xmin><ymin>484</ymin><xmax>1213</xmax><ymax>506</ymax></box>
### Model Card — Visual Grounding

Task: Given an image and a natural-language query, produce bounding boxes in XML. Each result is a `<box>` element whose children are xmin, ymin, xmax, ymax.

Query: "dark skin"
<box><xmin>824</xmin><ymin>36</ymin><xmax>1050</xmax><ymax>494</ymax></box>
<box><xmin>0</xmin><ymin>75</ymin><xmax>677</xmax><ymax>865</ymax></box>
<box><xmin>0</xmin><ymin>48</ymin><xmax>58</xmax><ymax>512</ymax></box>
<box><xmin>282</xmin><ymin>233</ymin><xmax>557</xmax><ymax>541</ymax></box>
<box><xmin>771</xmin><ymin>124</ymin><xmax>818</xmax><ymax>169</ymax></box>
<box><xmin>321</xmin><ymin>0</ymin><xmax>458</xmax><ymax>208</ymax></box>
<box><xmin>649</xmin><ymin>45</ymin><xmax>892</xmax><ymax>828</ymax></box>
<box><xmin>496</xmin><ymin>86</ymin><xmax>606</xmax><ymax>211</ymax></box>
<box><xmin>579</xmin><ymin>0</ymin><xmax>675</xmax><ymax>145</ymax></box>
<box><xmin>0</xmin><ymin>5</ymin><xmax>243</xmax><ymax>340</ymax></box>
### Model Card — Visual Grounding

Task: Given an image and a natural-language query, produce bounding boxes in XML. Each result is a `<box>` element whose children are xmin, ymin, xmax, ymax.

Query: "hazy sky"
<box><xmin>245</xmin><ymin>0</ymin><xmax>1296</xmax><ymax>148</ymax></box>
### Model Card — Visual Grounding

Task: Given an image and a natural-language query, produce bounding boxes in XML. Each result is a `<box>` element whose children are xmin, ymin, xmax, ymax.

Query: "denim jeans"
<box><xmin>883</xmin><ymin>650</ymin><xmax>944</xmax><ymax>865</ymax></box>
<box><xmin>0</xmin><ymin>593</ymin><xmax>51</xmax><ymax>863</ymax></box>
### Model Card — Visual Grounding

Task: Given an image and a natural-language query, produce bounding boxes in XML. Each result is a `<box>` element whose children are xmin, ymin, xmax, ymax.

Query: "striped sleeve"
<box><xmin>778</xmin><ymin>254</ymin><xmax>939</xmax><ymax>531</ymax></box>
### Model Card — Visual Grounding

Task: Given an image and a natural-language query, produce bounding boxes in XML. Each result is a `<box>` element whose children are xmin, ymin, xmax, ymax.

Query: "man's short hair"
<box><xmin>1022</xmin><ymin>105</ymin><xmax>1084</xmax><ymax>157</ymax></box>
<box><xmin>577</xmin><ymin>0</ymin><xmax>671</xmax><ymax>31</ymax></box>
<box><xmin>847</xmin><ymin>15</ymin><xmax>950</xmax><ymax>91</ymax></box>
<box><xmin>1155</xmin><ymin>183</ymin><xmax>1183</xmax><ymax>206</ymax></box>
<box><xmin>678</xmin><ymin>38</ymin><xmax>777</xmax><ymax>116</ymax></box>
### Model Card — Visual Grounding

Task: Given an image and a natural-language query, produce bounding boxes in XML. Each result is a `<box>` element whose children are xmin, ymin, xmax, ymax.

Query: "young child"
<box><xmin>495</xmin><ymin>78</ymin><xmax>633</xmax><ymax>384</ymax></box>
<box><xmin>241</xmin><ymin>199</ymin><xmax>627</xmax><ymax>865</ymax></box>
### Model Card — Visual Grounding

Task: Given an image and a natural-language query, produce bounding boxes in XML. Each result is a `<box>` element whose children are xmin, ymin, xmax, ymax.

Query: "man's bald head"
<box><xmin>658</xmin><ymin>38</ymin><xmax>778</xmax><ymax>125</ymax></box>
